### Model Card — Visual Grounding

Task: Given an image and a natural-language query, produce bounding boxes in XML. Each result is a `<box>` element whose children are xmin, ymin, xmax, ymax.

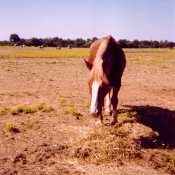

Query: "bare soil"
<box><xmin>0</xmin><ymin>51</ymin><xmax>175</xmax><ymax>175</ymax></box>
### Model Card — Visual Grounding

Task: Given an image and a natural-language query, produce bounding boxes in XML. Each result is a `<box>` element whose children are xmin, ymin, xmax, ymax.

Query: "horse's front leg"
<box><xmin>105</xmin><ymin>89</ymin><xmax>112</xmax><ymax>116</ymax></box>
<box><xmin>110</xmin><ymin>110</ymin><xmax>118</xmax><ymax>126</ymax></box>
<box><xmin>110</xmin><ymin>87</ymin><xmax>119</xmax><ymax>126</ymax></box>
<box><xmin>95</xmin><ymin>112</ymin><xmax>103</xmax><ymax>125</ymax></box>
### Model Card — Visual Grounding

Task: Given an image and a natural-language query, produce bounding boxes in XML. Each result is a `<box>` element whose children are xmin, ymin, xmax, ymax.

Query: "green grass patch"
<box><xmin>6</xmin><ymin>122</ymin><xmax>18</xmax><ymax>132</ymax></box>
<box><xmin>0</xmin><ymin>107</ymin><xmax>7</xmax><ymax>116</ymax></box>
<box><xmin>9</xmin><ymin>108</ymin><xmax>19</xmax><ymax>115</ymax></box>
<box><xmin>42</xmin><ymin>105</ymin><xmax>55</xmax><ymax>112</ymax></box>
<box><xmin>165</xmin><ymin>155</ymin><xmax>175</xmax><ymax>174</ymax></box>
<box><xmin>23</xmin><ymin>120</ymin><xmax>39</xmax><ymax>129</ymax></box>
<box><xmin>1</xmin><ymin>103</ymin><xmax>55</xmax><ymax>116</ymax></box>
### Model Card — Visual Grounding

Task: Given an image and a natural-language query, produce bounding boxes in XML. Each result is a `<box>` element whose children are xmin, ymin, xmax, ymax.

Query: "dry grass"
<box><xmin>73</xmin><ymin>126</ymin><xmax>142</xmax><ymax>163</ymax></box>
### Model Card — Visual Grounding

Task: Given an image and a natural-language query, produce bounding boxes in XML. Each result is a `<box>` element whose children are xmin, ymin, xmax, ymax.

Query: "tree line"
<box><xmin>0</xmin><ymin>33</ymin><xmax>174</xmax><ymax>48</ymax></box>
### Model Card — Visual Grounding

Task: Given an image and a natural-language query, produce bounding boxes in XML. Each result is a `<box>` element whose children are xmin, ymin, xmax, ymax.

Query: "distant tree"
<box><xmin>9</xmin><ymin>34</ymin><xmax>20</xmax><ymax>42</ymax></box>
<box><xmin>20</xmin><ymin>38</ymin><xmax>26</xmax><ymax>45</ymax></box>
<box><xmin>86</xmin><ymin>38</ymin><xmax>91</xmax><ymax>43</ymax></box>
<box><xmin>133</xmin><ymin>39</ymin><xmax>140</xmax><ymax>48</ymax></box>
<box><xmin>52</xmin><ymin>37</ymin><xmax>59</xmax><ymax>42</ymax></box>
<box><xmin>74</xmin><ymin>38</ymin><xmax>86</xmax><ymax>47</ymax></box>
<box><xmin>162</xmin><ymin>40</ymin><xmax>170</xmax><ymax>48</ymax></box>
<box><xmin>0</xmin><ymin>35</ymin><xmax>173</xmax><ymax>48</ymax></box>
<box><xmin>166</xmin><ymin>41</ymin><xmax>175</xmax><ymax>48</ymax></box>
<box><xmin>118</xmin><ymin>39</ymin><xmax>128</xmax><ymax>48</ymax></box>
<box><xmin>151</xmin><ymin>41</ymin><xmax>159</xmax><ymax>48</ymax></box>
<box><xmin>66</xmin><ymin>39</ymin><xmax>73</xmax><ymax>45</ymax></box>
<box><xmin>91</xmin><ymin>37</ymin><xmax>98</xmax><ymax>43</ymax></box>
<box><xmin>126</xmin><ymin>41</ymin><xmax>133</xmax><ymax>48</ymax></box>
<box><xmin>159</xmin><ymin>40</ymin><xmax>165</xmax><ymax>48</ymax></box>
<box><xmin>83</xmin><ymin>42</ymin><xmax>91</xmax><ymax>48</ymax></box>
<box><xmin>0</xmin><ymin>40</ymin><xmax>11</xmax><ymax>46</ymax></box>
<box><xmin>138</xmin><ymin>43</ymin><xmax>147</xmax><ymax>48</ymax></box>
<box><xmin>27</xmin><ymin>37</ymin><xmax>43</xmax><ymax>46</ymax></box>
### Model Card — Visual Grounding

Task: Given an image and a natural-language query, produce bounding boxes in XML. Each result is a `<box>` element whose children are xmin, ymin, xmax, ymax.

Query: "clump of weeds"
<box><xmin>23</xmin><ymin>120</ymin><xmax>39</xmax><ymax>129</ymax></box>
<box><xmin>0</xmin><ymin>107</ymin><xmax>8</xmax><ymax>116</ymax></box>
<box><xmin>62</xmin><ymin>106</ymin><xmax>82</xmax><ymax>117</ymax></box>
<box><xmin>42</xmin><ymin>105</ymin><xmax>55</xmax><ymax>112</ymax></box>
<box><xmin>4</xmin><ymin>103</ymin><xmax>55</xmax><ymax>116</ymax></box>
<box><xmin>17</xmin><ymin>105</ymin><xmax>37</xmax><ymax>114</ymax></box>
<box><xmin>9</xmin><ymin>108</ymin><xmax>19</xmax><ymax>115</ymax></box>
<box><xmin>6</xmin><ymin>122</ymin><xmax>18</xmax><ymax>132</ymax></box>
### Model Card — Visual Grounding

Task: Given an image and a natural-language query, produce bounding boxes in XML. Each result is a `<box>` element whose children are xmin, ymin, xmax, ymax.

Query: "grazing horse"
<box><xmin>20</xmin><ymin>45</ymin><xmax>25</xmax><ymax>48</ymax></box>
<box><xmin>67</xmin><ymin>45</ymin><xmax>72</xmax><ymax>49</ymax></box>
<box><xmin>84</xmin><ymin>35</ymin><xmax>126</xmax><ymax>126</ymax></box>
<box><xmin>14</xmin><ymin>43</ymin><xmax>20</xmax><ymax>47</ymax></box>
<box><xmin>38</xmin><ymin>45</ymin><xmax>44</xmax><ymax>49</ymax></box>
<box><xmin>56</xmin><ymin>45</ymin><xmax>62</xmax><ymax>50</ymax></box>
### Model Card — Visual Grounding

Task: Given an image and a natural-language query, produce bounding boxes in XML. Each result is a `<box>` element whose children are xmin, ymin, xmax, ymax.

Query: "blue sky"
<box><xmin>0</xmin><ymin>0</ymin><xmax>175</xmax><ymax>41</ymax></box>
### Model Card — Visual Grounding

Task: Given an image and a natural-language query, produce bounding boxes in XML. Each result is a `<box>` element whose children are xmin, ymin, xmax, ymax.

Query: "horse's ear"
<box><xmin>84</xmin><ymin>59</ymin><xmax>92</xmax><ymax>70</ymax></box>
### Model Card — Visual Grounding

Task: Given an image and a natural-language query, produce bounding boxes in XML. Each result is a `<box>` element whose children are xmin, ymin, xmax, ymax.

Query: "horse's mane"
<box><xmin>88</xmin><ymin>59</ymin><xmax>108</xmax><ymax>84</ymax></box>
<box><xmin>88</xmin><ymin>36</ymin><xmax>111</xmax><ymax>85</ymax></box>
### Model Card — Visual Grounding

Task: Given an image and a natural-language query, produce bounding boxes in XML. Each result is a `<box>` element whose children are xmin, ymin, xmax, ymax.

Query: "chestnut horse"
<box><xmin>84</xmin><ymin>35</ymin><xmax>126</xmax><ymax>126</ymax></box>
<box><xmin>56</xmin><ymin>45</ymin><xmax>62</xmax><ymax>50</ymax></box>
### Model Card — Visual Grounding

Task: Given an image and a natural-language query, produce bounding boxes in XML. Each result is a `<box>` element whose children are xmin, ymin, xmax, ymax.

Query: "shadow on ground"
<box><xmin>118</xmin><ymin>105</ymin><xmax>175</xmax><ymax>148</ymax></box>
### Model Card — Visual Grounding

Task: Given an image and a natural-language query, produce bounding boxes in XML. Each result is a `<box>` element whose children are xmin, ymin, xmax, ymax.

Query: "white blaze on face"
<box><xmin>90</xmin><ymin>81</ymin><xmax>101</xmax><ymax>115</ymax></box>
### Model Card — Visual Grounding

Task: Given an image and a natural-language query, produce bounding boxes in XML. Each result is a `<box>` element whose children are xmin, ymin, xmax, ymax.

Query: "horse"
<box><xmin>38</xmin><ymin>45</ymin><xmax>44</xmax><ymax>49</ymax></box>
<box><xmin>56</xmin><ymin>45</ymin><xmax>62</xmax><ymax>50</ymax></box>
<box><xmin>84</xmin><ymin>35</ymin><xmax>126</xmax><ymax>126</ymax></box>
<box><xmin>67</xmin><ymin>45</ymin><xmax>72</xmax><ymax>49</ymax></box>
<box><xmin>14</xmin><ymin>43</ymin><xmax>20</xmax><ymax>47</ymax></box>
<box><xmin>20</xmin><ymin>45</ymin><xmax>25</xmax><ymax>48</ymax></box>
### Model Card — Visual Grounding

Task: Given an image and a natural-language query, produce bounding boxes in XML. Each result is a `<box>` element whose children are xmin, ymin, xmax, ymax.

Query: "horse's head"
<box><xmin>84</xmin><ymin>59</ymin><xmax>110</xmax><ymax>117</ymax></box>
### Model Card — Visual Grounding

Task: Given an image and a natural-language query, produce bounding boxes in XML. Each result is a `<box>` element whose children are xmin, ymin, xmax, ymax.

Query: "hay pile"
<box><xmin>72</xmin><ymin>123</ymin><xmax>157</xmax><ymax>163</ymax></box>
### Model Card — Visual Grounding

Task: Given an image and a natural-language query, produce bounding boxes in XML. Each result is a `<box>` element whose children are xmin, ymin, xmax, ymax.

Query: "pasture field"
<box><xmin>0</xmin><ymin>46</ymin><xmax>175</xmax><ymax>174</ymax></box>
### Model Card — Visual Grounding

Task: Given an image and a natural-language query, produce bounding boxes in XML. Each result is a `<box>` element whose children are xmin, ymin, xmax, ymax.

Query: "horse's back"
<box><xmin>89</xmin><ymin>35</ymin><xmax>126</xmax><ymax>82</ymax></box>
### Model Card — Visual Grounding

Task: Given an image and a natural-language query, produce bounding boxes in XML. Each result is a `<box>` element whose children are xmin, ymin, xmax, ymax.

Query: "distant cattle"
<box><xmin>14</xmin><ymin>43</ymin><xmax>20</xmax><ymax>47</ymax></box>
<box><xmin>170</xmin><ymin>46</ymin><xmax>175</xmax><ymax>50</ymax></box>
<box><xmin>56</xmin><ymin>45</ymin><xmax>62</xmax><ymax>50</ymax></box>
<box><xmin>38</xmin><ymin>45</ymin><xmax>44</xmax><ymax>49</ymax></box>
<box><xmin>67</xmin><ymin>45</ymin><xmax>72</xmax><ymax>49</ymax></box>
<box><xmin>20</xmin><ymin>45</ymin><xmax>25</xmax><ymax>48</ymax></box>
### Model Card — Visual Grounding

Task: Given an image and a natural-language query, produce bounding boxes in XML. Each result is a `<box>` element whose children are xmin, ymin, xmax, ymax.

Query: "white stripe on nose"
<box><xmin>90</xmin><ymin>81</ymin><xmax>101</xmax><ymax>115</ymax></box>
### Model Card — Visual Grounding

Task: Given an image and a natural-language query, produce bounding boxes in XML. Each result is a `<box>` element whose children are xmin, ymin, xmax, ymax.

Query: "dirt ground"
<box><xmin>0</xmin><ymin>49</ymin><xmax>175</xmax><ymax>175</ymax></box>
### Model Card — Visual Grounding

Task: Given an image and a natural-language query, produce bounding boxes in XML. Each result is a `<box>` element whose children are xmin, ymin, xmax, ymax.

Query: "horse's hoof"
<box><xmin>110</xmin><ymin>119</ymin><xmax>117</xmax><ymax>126</ymax></box>
<box><xmin>105</xmin><ymin>108</ymin><xmax>112</xmax><ymax>116</ymax></box>
<box><xmin>95</xmin><ymin>120</ymin><xmax>103</xmax><ymax>126</ymax></box>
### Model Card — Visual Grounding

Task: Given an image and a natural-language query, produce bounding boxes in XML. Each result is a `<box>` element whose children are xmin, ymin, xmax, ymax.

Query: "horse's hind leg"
<box><xmin>110</xmin><ymin>88</ymin><xmax>119</xmax><ymax>126</ymax></box>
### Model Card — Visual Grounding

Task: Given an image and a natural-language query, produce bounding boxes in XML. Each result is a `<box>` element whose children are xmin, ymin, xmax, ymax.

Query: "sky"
<box><xmin>0</xmin><ymin>0</ymin><xmax>175</xmax><ymax>42</ymax></box>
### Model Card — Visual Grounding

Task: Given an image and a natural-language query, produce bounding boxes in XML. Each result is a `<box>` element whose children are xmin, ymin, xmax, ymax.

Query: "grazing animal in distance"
<box><xmin>14</xmin><ymin>43</ymin><xmax>20</xmax><ymax>47</ymax></box>
<box><xmin>38</xmin><ymin>45</ymin><xmax>44</xmax><ymax>49</ymax></box>
<box><xmin>67</xmin><ymin>45</ymin><xmax>72</xmax><ymax>49</ymax></box>
<box><xmin>84</xmin><ymin>35</ymin><xmax>126</xmax><ymax>126</ymax></box>
<box><xmin>170</xmin><ymin>46</ymin><xmax>175</xmax><ymax>50</ymax></box>
<box><xmin>20</xmin><ymin>45</ymin><xmax>25</xmax><ymax>48</ymax></box>
<box><xmin>56</xmin><ymin>45</ymin><xmax>62</xmax><ymax>50</ymax></box>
